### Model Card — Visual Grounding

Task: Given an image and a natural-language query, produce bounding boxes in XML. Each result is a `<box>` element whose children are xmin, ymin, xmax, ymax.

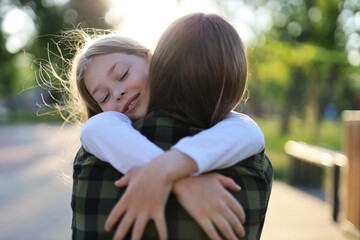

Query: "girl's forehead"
<box><xmin>92</xmin><ymin>53</ymin><xmax>129</xmax><ymax>64</ymax></box>
<box><xmin>86</xmin><ymin>54</ymin><xmax>126</xmax><ymax>73</ymax></box>
<box><xmin>94</xmin><ymin>53</ymin><xmax>147</xmax><ymax>67</ymax></box>
<box><xmin>84</xmin><ymin>53</ymin><xmax>149</xmax><ymax>84</ymax></box>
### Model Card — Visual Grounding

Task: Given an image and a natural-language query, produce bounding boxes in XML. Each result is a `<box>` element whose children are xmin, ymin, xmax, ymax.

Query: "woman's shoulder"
<box><xmin>74</xmin><ymin>146</ymin><xmax>105</xmax><ymax>166</ymax></box>
<box><xmin>72</xmin><ymin>146</ymin><xmax>124</xmax><ymax>240</ymax></box>
<box><xmin>73</xmin><ymin>146</ymin><xmax>123</xmax><ymax>180</ymax></box>
<box><xmin>132</xmin><ymin>111</ymin><xmax>202</xmax><ymax>150</ymax></box>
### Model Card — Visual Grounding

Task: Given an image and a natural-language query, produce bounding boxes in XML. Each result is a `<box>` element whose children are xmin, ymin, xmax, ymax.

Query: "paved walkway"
<box><xmin>0</xmin><ymin>123</ymin><xmax>79</xmax><ymax>240</ymax></box>
<box><xmin>262</xmin><ymin>181</ymin><xmax>354</xmax><ymax>240</ymax></box>
<box><xmin>0</xmin><ymin>123</ymin><xmax>357</xmax><ymax>239</ymax></box>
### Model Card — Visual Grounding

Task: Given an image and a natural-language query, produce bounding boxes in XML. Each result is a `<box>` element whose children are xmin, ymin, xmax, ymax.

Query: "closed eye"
<box><xmin>101</xmin><ymin>93</ymin><xmax>109</xmax><ymax>104</ymax></box>
<box><xmin>120</xmin><ymin>69</ymin><xmax>129</xmax><ymax>81</ymax></box>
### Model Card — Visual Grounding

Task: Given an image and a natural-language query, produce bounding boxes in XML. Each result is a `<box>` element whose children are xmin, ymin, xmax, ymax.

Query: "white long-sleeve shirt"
<box><xmin>81</xmin><ymin>111</ymin><xmax>265</xmax><ymax>175</ymax></box>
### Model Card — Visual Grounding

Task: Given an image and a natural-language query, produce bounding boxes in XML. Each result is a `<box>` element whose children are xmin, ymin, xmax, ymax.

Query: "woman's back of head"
<box><xmin>149</xmin><ymin>13</ymin><xmax>247</xmax><ymax>128</ymax></box>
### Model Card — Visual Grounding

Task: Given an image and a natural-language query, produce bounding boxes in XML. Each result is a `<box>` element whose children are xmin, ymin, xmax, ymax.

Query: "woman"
<box><xmin>101</xmin><ymin>13</ymin><xmax>273</xmax><ymax>240</ymax></box>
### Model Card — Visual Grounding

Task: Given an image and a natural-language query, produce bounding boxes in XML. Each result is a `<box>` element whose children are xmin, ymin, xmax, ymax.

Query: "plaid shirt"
<box><xmin>71</xmin><ymin>112</ymin><xmax>273</xmax><ymax>239</ymax></box>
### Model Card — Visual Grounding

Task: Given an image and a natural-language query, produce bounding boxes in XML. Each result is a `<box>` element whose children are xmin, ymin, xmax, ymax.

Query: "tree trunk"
<box><xmin>306</xmin><ymin>67</ymin><xmax>320</xmax><ymax>142</ymax></box>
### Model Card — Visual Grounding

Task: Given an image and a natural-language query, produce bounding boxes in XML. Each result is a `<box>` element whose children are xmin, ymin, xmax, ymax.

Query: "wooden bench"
<box><xmin>284</xmin><ymin>140</ymin><xmax>347</xmax><ymax>221</ymax></box>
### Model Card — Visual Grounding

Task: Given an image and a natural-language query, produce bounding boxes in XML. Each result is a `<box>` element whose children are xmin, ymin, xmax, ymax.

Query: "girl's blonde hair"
<box><xmin>38</xmin><ymin>29</ymin><xmax>150</xmax><ymax>125</ymax></box>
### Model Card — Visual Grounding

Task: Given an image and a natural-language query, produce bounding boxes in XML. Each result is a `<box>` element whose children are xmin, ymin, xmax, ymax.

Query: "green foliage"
<box><xmin>240</xmin><ymin>0</ymin><xmax>359</xmax><ymax>135</ymax></box>
<box><xmin>0</xmin><ymin>107</ymin><xmax>64</xmax><ymax>123</ymax></box>
<box><xmin>1</xmin><ymin>0</ymin><xmax>359</xmax><ymax>126</ymax></box>
<box><xmin>0</xmin><ymin>0</ymin><xmax>111</xmax><ymax>113</ymax></box>
<box><xmin>255</xmin><ymin>116</ymin><xmax>343</xmax><ymax>180</ymax></box>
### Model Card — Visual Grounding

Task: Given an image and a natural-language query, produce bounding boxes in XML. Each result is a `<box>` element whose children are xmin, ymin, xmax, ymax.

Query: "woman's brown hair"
<box><xmin>148</xmin><ymin>13</ymin><xmax>248</xmax><ymax>128</ymax></box>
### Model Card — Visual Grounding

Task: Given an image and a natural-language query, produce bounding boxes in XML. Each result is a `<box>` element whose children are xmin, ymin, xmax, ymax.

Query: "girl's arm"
<box><xmin>81</xmin><ymin>111</ymin><xmax>264</xmax><ymax>174</ymax></box>
<box><xmin>80</xmin><ymin>111</ymin><xmax>164</xmax><ymax>174</ymax></box>
<box><xmin>173</xmin><ymin>111</ymin><xmax>264</xmax><ymax>175</ymax></box>
<box><xmin>106</xmin><ymin>171</ymin><xmax>246</xmax><ymax>240</ymax></box>
<box><xmin>172</xmin><ymin>173</ymin><xmax>246</xmax><ymax>239</ymax></box>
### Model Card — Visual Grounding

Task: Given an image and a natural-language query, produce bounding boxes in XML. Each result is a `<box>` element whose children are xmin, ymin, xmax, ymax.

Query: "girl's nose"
<box><xmin>116</xmin><ymin>88</ymin><xmax>128</xmax><ymax>101</ymax></box>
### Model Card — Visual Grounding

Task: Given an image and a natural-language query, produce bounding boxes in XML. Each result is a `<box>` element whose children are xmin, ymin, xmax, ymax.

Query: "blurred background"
<box><xmin>0</xmin><ymin>0</ymin><xmax>359</xmax><ymax>239</ymax></box>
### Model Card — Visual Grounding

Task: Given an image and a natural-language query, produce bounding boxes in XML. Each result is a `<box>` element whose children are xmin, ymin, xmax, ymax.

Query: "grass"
<box><xmin>255</xmin><ymin>116</ymin><xmax>343</xmax><ymax>181</ymax></box>
<box><xmin>0</xmin><ymin>108</ymin><xmax>63</xmax><ymax>123</ymax></box>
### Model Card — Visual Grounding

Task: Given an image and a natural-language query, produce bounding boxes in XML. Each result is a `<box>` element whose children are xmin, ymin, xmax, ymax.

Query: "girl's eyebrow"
<box><xmin>91</xmin><ymin>85</ymin><xmax>101</xmax><ymax>95</ymax></box>
<box><xmin>91</xmin><ymin>63</ymin><xmax>118</xmax><ymax>95</ymax></box>
<box><xmin>91</xmin><ymin>85</ymin><xmax>100</xmax><ymax>95</ymax></box>
<box><xmin>107</xmin><ymin>63</ymin><xmax>117</xmax><ymax>76</ymax></box>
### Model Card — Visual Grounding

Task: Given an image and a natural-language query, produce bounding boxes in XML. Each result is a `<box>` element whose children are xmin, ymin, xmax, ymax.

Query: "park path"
<box><xmin>0</xmin><ymin>123</ymin><xmax>354</xmax><ymax>239</ymax></box>
<box><xmin>0</xmin><ymin>123</ymin><xmax>80</xmax><ymax>240</ymax></box>
<box><xmin>262</xmin><ymin>181</ymin><xmax>351</xmax><ymax>240</ymax></box>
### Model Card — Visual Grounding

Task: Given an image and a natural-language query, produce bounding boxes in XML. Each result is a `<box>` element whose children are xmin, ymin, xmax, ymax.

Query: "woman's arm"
<box><xmin>81</xmin><ymin>111</ymin><xmax>264</xmax><ymax>174</ymax></box>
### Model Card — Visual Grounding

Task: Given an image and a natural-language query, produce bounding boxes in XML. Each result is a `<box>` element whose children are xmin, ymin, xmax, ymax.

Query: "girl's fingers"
<box><xmin>154</xmin><ymin>212</ymin><xmax>168</xmax><ymax>240</ymax></box>
<box><xmin>115</xmin><ymin>175</ymin><xmax>130</xmax><ymax>187</ymax></box>
<box><xmin>131</xmin><ymin>214</ymin><xmax>149</xmax><ymax>240</ymax></box>
<box><xmin>198</xmin><ymin>218</ymin><xmax>221</xmax><ymax>240</ymax></box>
<box><xmin>218</xmin><ymin>202</ymin><xmax>246</xmax><ymax>239</ymax></box>
<box><xmin>225</xmin><ymin>191</ymin><xmax>246</xmax><ymax>224</ymax></box>
<box><xmin>105</xmin><ymin>200</ymin><xmax>126</xmax><ymax>231</ymax></box>
<box><xmin>113</xmin><ymin>211</ymin><xmax>135</xmax><ymax>240</ymax></box>
<box><xmin>212</xmin><ymin>215</ymin><xmax>237</xmax><ymax>240</ymax></box>
<box><xmin>215</xmin><ymin>174</ymin><xmax>241</xmax><ymax>192</ymax></box>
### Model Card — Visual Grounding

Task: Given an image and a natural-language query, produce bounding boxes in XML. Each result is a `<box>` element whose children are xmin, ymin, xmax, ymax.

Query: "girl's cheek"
<box><xmin>102</xmin><ymin>104</ymin><xmax>112</xmax><ymax>112</ymax></box>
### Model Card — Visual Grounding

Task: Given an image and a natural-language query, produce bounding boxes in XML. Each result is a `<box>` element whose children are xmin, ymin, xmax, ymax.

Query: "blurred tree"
<box><xmin>71</xmin><ymin>0</ymin><xmax>108</xmax><ymax>28</ymax></box>
<box><xmin>0</xmin><ymin>27</ymin><xmax>17</xmax><ymax>112</ymax></box>
<box><xmin>0</xmin><ymin>0</ymin><xmax>110</xmax><ymax>114</ymax></box>
<box><xmin>218</xmin><ymin>0</ymin><xmax>359</xmax><ymax>135</ymax></box>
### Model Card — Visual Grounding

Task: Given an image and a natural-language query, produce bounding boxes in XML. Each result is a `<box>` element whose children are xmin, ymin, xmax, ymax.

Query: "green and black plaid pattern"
<box><xmin>71</xmin><ymin>112</ymin><xmax>273</xmax><ymax>239</ymax></box>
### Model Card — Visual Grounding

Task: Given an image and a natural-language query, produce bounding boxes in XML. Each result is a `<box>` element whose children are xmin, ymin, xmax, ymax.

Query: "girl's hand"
<box><xmin>105</xmin><ymin>164</ymin><xmax>172</xmax><ymax>240</ymax></box>
<box><xmin>173</xmin><ymin>173</ymin><xmax>246</xmax><ymax>240</ymax></box>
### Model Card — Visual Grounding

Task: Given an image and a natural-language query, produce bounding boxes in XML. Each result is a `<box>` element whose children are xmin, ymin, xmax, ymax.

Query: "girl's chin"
<box><xmin>126</xmin><ymin>112</ymin><xmax>138</xmax><ymax>121</ymax></box>
<box><xmin>129</xmin><ymin>110</ymin><xmax>147</xmax><ymax>121</ymax></box>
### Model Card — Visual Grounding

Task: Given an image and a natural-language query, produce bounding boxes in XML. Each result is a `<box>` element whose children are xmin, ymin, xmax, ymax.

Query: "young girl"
<box><xmin>68</xmin><ymin>14</ymin><xmax>270</xmax><ymax>240</ymax></box>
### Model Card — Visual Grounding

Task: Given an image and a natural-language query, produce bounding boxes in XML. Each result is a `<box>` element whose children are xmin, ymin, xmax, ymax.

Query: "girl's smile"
<box><xmin>84</xmin><ymin>53</ymin><xmax>151</xmax><ymax>121</ymax></box>
<box><xmin>122</xmin><ymin>93</ymin><xmax>140</xmax><ymax>113</ymax></box>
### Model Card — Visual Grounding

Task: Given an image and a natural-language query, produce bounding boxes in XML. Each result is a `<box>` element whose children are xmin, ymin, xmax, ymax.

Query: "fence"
<box><xmin>342</xmin><ymin>111</ymin><xmax>360</xmax><ymax>234</ymax></box>
<box><xmin>284</xmin><ymin>140</ymin><xmax>347</xmax><ymax>221</ymax></box>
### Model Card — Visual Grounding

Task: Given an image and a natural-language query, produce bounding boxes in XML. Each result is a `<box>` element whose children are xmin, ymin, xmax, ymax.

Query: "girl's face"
<box><xmin>84</xmin><ymin>53</ymin><xmax>151</xmax><ymax>121</ymax></box>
